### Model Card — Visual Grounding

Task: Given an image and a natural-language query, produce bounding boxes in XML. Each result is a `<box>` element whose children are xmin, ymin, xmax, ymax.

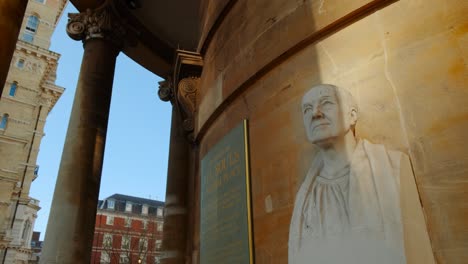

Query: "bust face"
<box><xmin>302</xmin><ymin>85</ymin><xmax>355</xmax><ymax>144</ymax></box>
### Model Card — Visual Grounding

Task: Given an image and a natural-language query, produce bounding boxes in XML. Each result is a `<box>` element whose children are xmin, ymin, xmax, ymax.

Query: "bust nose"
<box><xmin>312</xmin><ymin>105</ymin><xmax>324</xmax><ymax>120</ymax></box>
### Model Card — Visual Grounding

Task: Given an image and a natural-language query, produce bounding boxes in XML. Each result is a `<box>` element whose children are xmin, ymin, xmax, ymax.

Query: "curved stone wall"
<box><xmin>194</xmin><ymin>0</ymin><xmax>468</xmax><ymax>263</ymax></box>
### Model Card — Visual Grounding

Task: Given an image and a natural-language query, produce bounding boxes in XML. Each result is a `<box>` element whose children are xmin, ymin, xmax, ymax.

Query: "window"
<box><xmin>103</xmin><ymin>233</ymin><xmax>112</xmax><ymax>248</ymax></box>
<box><xmin>156</xmin><ymin>208</ymin><xmax>163</xmax><ymax>217</ymax></box>
<box><xmin>9</xmin><ymin>82</ymin><xmax>17</xmax><ymax>96</ymax></box>
<box><xmin>142</xmin><ymin>204</ymin><xmax>148</xmax><ymax>215</ymax></box>
<box><xmin>142</xmin><ymin>220</ymin><xmax>147</xmax><ymax>230</ymax></box>
<box><xmin>100</xmin><ymin>251</ymin><xmax>110</xmax><ymax>264</ymax></box>
<box><xmin>157</xmin><ymin>222</ymin><xmax>163</xmax><ymax>232</ymax></box>
<box><xmin>125</xmin><ymin>202</ymin><xmax>132</xmax><ymax>212</ymax></box>
<box><xmin>121</xmin><ymin>236</ymin><xmax>130</xmax><ymax>250</ymax></box>
<box><xmin>17</xmin><ymin>59</ymin><xmax>25</xmax><ymax>68</ymax></box>
<box><xmin>154</xmin><ymin>256</ymin><xmax>161</xmax><ymax>264</ymax></box>
<box><xmin>119</xmin><ymin>254</ymin><xmax>129</xmax><ymax>264</ymax></box>
<box><xmin>124</xmin><ymin>218</ymin><xmax>131</xmax><ymax>228</ymax></box>
<box><xmin>139</xmin><ymin>238</ymin><xmax>148</xmax><ymax>251</ymax></box>
<box><xmin>35</xmin><ymin>0</ymin><xmax>45</xmax><ymax>3</ymax></box>
<box><xmin>155</xmin><ymin>239</ymin><xmax>162</xmax><ymax>249</ymax></box>
<box><xmin>106</xmin><ymin>216</ymin><xmax>114</xmax><ymax>225</ymax></box>
<box><xmin>107</xmin><ymin>200</ymin><xmax>115</xmax><ymax>209</ymax></box>
<box><xmin>22</xmin><ymin>32</ymin><xmax>34</xmax><ymax>43</ymax></box>
<box><xmin>23</xmin><ymin>15</ymin><xmax>39</xmax><ymax>43</ymax></box>
<box><xmin>26</xmin><ymin>16</ymin><xmax>39</xmax><ymax>32</ymax></box>
<box><xmin>0</xmin><ymin>114</ymin><xmax>9</xmax><ymax>130</ymax></box>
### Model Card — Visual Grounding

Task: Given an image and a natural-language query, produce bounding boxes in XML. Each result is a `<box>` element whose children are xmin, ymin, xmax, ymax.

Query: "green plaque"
<box><xmin>200</xmin><ymin>120</ymin><xmax>254</xmax><ymax>264</ymax></box>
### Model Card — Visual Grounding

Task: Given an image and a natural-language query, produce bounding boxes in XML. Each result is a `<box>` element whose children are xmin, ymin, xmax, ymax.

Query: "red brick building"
<box><xmin>91</xmin><ymin>194</ymin><xmax>165</xmax><ymax>264</ymax></box>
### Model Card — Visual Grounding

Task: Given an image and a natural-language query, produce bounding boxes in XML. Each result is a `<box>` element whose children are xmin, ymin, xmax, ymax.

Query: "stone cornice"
<box><xmin>0</xmin><ymin>133</ymin><xmax>29</xmax><ymax>145</ymax></box>
<box><xmin>96</xmin><ymin>210</ymin><xmax>164</xmax><ymax>221</ymax></box>
<box><xmin>1</xmin><ymin>96</ymin><xmax>37</xmax><ymax>108</ymax></box>
<box><xmin>9</xmin><ymin>117</ymin><xmax>31</xmax><ymax>126</ymax></box>
<box><xmin>16</xmin><ymin>41</ymin><xmax>60</xmax><ymax>61</ymax></box>
<box><xmin>0</xmin><ymin>174</ymin><xmax>17</xmax><ymax>183</ymax></box>
<box><xmin>40</xmin><ymin>82</ymin><xmax>65</xmax><ymax>109</ymax></box>
<box><xmin>42</xmin><ymin>82</ymin><xmax>65</xmax><ymax>94</ymax></box>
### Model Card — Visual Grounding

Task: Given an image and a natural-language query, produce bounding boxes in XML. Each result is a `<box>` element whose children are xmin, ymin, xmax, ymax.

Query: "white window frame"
<box><xmin>121</xmin><ymin>235</ymin><xmax>130</xmax><ymax>250</ymax></box>
<box><xmin>103</xmin><ymin>233</ymin><xmax>112</xmax><ymax>248</ymax></box>
<box><xmin>106</xmin><ymin>216</ymin><xmax>114</xmax><ymax>225</ymax></box>
<box><xmin>139</xmin><ymin>238</ymin><xmax>148</xmax><ymax>251</ymax></box>
<box><xmin>125</xmin><ymin>202</ymin><xmax>132</xmax><ymax>212</ymax></box>
<box><xmin>156</xmin><ymin>207</ymin><xmax>163</xmax><ymax>217</ymax></box>
<box><xmin>119</xmin><ymin>254</ymin><xmax>129</xmax><ymax>264</ymax></box>
<box><xmin>100</xmin><ymin>251</ymin><xmax>110</xmax><ymax>264</ymax></box>
<box><xmin>155</xmin><ymin>239</ymin><xmax>162</xmax><ymax>249</ymax></box>
<box><xmin>107</xmin><ymin>200</ymin><xmax>115</xmax><ymax>209</ymax></box>
<box><xmin>142</xmin><ymin>204</ymin><xmax>148</xmax><ymax>215</ymax></box>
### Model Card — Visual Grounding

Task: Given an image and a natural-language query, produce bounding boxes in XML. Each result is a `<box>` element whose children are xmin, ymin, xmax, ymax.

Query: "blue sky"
<box><xmin>30</xmin><ymin>3</ymin><xmax>171</xmax><ymax>239</ymax></box>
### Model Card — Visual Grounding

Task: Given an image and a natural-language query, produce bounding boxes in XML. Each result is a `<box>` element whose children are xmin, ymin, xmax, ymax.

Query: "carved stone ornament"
<box><xmin>66</xmin><ymin>2</ymin><xmax>126</xmax><ymax>48</ymax></box>
<box><xmin>158</xmin><ymin>79</ymin><xmax>173</xmax><ymax>102</ymax></box>
<box><xmin>38</xmin><ymin>96</ymin><xmax>53</xmax><ymax>108</ymax></box>
<box><xmin>177</xmin><ymin>77</ymin><xmax>199</xmax><ymax>132</ymax></box>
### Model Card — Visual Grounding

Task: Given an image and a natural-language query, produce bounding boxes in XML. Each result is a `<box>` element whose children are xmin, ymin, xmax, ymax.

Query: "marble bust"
<box><xmin>288</xmin><ymin>84</ymin><xmax>435</xmax><ymax>264</ymax></box>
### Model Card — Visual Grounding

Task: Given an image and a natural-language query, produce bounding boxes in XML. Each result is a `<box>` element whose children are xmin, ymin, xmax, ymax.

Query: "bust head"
<box><xmin>301</xmin><ymin>84</ymin><xmax>358</xmax><ymax>146</ymax></box>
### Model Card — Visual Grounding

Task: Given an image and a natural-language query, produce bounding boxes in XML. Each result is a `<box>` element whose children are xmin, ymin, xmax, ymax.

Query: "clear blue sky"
<box><xmin>30</xmin><ymin>3</ymin><xmax>171</xmax><ymax>239</ymax></box>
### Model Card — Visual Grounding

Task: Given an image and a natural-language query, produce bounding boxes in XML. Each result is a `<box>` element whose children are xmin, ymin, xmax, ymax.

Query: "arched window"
<box><xmin>9</xmin><ymin>82</ymin><xmax>17</xmax><ymax>97</ymax></box>
<box><xmin>23</xmin><ymin>15</ymin><xmax>39</xmax><ymax>43</ymax></box>
<box><xmin>26</xmin><ymin>16</ymin><xmax>39</xmax><ymax>32</ymax></box>
<box><xmin>17</xmin><ymin>59</ymin><xmax>25</xmax><ymax>68</ymax></box>
<box><xmin>0</xmin><ymin>114</ymin><xmax>8</xmax><ymax>130</ymax></box>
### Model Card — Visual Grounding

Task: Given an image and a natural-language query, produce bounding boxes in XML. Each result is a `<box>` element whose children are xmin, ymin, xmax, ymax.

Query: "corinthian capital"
<box><xmin>66</xmin><ymin>3</ymin><xmax>126</xmax><ymax>48</ymax></box>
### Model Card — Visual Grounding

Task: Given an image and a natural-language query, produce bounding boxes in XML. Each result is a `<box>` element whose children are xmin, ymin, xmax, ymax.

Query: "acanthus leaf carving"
<box><xmin>177</xmin><ymin>77</ymin><xmax>199</xmax><ymax>132</ymax></box>
<box><xmin>66</xmin><ymin>3</ymin><xmax>126</xmax><ymax>48</ymax></box>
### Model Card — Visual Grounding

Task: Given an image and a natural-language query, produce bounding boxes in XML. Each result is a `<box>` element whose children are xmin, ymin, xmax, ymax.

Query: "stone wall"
<box><xmin>194</xmin><ymin>0</ymin><xmax>468</xmax><ymax>263</ymax></box>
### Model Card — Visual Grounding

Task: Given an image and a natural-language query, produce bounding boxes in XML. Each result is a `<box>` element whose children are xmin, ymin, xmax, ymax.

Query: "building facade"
<box><xmin>91</xmin><ymin>194</ymin><xmax>164</xmax><ymax>264</ymax></box>
<box><xmin>0</xmin><ymin>0</ymin><xmax>65</xmax><ymax>263</ymax></box>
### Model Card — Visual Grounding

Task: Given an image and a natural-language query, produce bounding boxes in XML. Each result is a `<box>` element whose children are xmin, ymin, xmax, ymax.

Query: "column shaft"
<box><xmin>162</xmin><ymin>107</ymin><xmax>190</xmax><ymax>264</ymax></box>
<box><xmin>40</xmin><ymin>38</ymin><xmax>118</xmax><ymax>264</ymax></box>
<box><xmin>0</xmin><ymin>0</ymin><xmax>28</xmax><ymax>95</ymax></box>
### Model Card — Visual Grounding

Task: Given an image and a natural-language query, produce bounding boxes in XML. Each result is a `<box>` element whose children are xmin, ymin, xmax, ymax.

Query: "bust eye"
<box><xmin>303</xmin><ymin>106</ymin><xmax>312</xmax><ymax>114</ymax></box>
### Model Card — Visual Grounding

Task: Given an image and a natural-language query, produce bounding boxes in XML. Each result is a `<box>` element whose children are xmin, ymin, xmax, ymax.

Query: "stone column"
<box><xmin>161</xmin><ymin>106</ymin><xmax>190</xmax><ymax>264</ymax></box>
<box><xmin>0</xmin><ymin>0</ymin><xmax>28</xmax><ymax>95</ymax></box>
<box><xmin>40</xmin><ymin>6</ymin><xmax>125</xmax><ymax>264</ymax></box>
<box><xmin>158</xmin><ymin>75</ymin><xmax>201</xmax><ymax>264</ymax></box>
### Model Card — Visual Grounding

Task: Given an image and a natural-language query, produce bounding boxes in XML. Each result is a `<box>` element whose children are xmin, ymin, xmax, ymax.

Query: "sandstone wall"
<box><xmin>194</xmin><ymin>0</ymin><xmax>468</xmax><ymax>263</ymax></box>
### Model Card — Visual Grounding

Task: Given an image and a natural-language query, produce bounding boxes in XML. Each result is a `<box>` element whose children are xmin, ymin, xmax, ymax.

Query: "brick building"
<box><xmin>91</xmin><ymin>194</ymin><xmax>165</xmax><ymax>264</ymax></box>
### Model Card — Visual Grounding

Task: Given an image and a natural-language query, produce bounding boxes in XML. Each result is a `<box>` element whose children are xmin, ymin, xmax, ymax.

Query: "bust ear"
<box><xmin>349</xmin><ymin>107</ymin><xmax>358</xmax><ymax>126</ymax></box>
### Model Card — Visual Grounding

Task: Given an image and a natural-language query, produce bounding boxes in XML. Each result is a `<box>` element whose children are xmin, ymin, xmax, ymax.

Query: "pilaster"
<box><xmin>158</xmin><ymin>50</ymin><xmax>202</xmax><ymax>264</ymax></box>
